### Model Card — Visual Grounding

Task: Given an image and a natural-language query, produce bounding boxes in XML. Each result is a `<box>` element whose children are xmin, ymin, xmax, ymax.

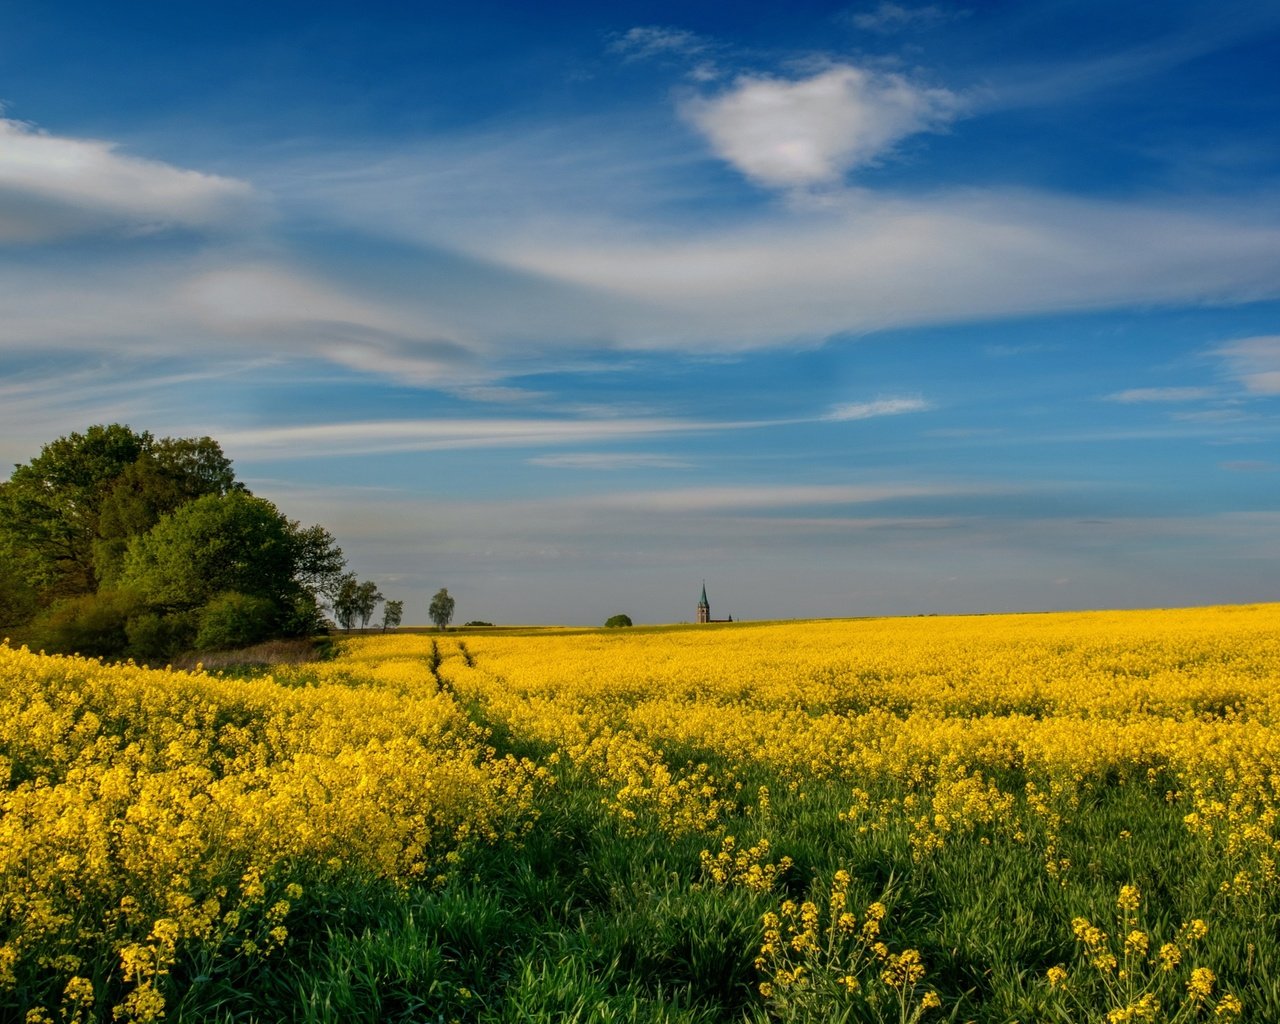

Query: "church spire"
<box><xmin>697</xmin><ymin>580</ymin><xmax>710</xmax><ymax>622</ymax></box>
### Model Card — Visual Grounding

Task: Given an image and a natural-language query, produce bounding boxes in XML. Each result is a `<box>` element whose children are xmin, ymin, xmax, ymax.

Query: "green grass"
<box><xmin>148</xmin><ymin>746</ymin><xmax>1280</xmax><ymax>1024</ymax></box>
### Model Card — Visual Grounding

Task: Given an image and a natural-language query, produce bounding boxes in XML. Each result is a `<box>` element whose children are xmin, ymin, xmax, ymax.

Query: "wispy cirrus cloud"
<box><xmin>825</xmin><ymin>396</ymin><xmax>931</xmax><ymax>421</ymax></box>
<box><xmin>213</xmin><ymin>415</ymin><xmax>778</xmax><ymax>459</ymax></box>
<box><xmin>492</xmin><ymin>190</ymin><xmax>1280</xmax><ymax>349</ymax></box>
<box><xmin>1214</xmin><ymin>336</ymin><xmax>1280</xmax><ymax>395</ymax></box>
<box><xmin>845</xmin><ymin>3</ymin><xmax>964</xmax><ymax>34</ymax></box>
<box><xmin>527</xmin><ymin>452</ymin><xmax>695</xmax><ymax>470</ymax></box>
<box><xmin>682</xmin><ymin>64</ymin><xmax>963</xmax><ymax>189</ymax></box>
<box><xmin>1105</xmin><ymin>386</ymin><xmax>1217</xmax><ymax>403</ymax></box>
<box><xmin>609</xmin><ymin>25</ymin><xmax>709</xmax><ymax>62</ymax></box>
<box><xmin>0</xmin><ymin>257</ymin><xmax>487</xmax><ymax>385</ymax></box>
<box><xmin>0</xmin><ymin>117</ymin><xmax>256</xmax><ymax>242</ymax></box>
<box><xmin>578</xmin><ymin>481</ymin><xmax>977</xmax><ymax>513</ymax></box>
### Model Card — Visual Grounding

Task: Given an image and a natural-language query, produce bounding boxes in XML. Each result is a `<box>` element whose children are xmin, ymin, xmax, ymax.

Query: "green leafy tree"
<box><xmin>0</xmin><ymin>540</ymin><xmax>40</xmax><ymax>627</ymax></box>
<box><xmin>605</xmin><ymin>614</ymin><xmax>633</xmax><ymax>628</ymax></box>
<box><xmin>355</xmin><ymin>580</ymin><xmax>384</xmax><ymax>630</ymax></box>
<box><xmin>429</xmin><ymin>588</ymin><xmax>455</xmax><ymax>631</ymax></box>
<box><xmin>0</xmin><ymin>426</ymin><xmax>241</xmax><ymax>610</ymax></box>
<box><xmin>381</xmin><ymin>599</ymin><xmax>404</xmax><ymax>632</ymax></box>
<box><xmin>290</xmin><ymin>523</ymin><xmax>347</xmax><ymax>603</ymax></box>
<box><xmin>92</xmin><ymin>437</ymin><xmax>239</xmax><ymax>585</ymax></box>
<box><xmin>330</xmin><ymin>573</ymin><xmax>360</xmax><ymax>631</ymax></box>
<box><xmin>0</xmin><ymin>424</ymin><xmax>150</xmax><ymax>598</ymax></box>
<box><xmin>33</xmin><ymin>589</ymin><xmax>145</xmax><ymax>659</ymax></box>
<box><xmin>120</xmin><ymin>492</ymin><xmax>299</xmax><ymax>611</ymax></box>
<box><xmin>195</xmin><ymin>592</ymin><xmax>278</xmax><ymax>651</ymax></box>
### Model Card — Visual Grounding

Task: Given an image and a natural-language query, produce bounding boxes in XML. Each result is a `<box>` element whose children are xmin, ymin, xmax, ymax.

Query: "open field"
<box><xmin>4</xmin><ymin>604</ymin><xmax>1280</xmax><ymax>1022</ymax></box>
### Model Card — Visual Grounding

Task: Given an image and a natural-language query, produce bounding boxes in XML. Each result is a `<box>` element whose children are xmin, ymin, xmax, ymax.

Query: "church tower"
<box><xmin>697</xmin><ymin>581</ymin><xmax>710</xmax><ymax>623</ymax></box>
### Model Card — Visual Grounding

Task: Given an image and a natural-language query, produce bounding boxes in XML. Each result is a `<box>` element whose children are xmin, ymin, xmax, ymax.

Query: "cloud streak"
<box><xmin>492</xmin><ymin>189</ymin><xmax>1280</xmax><ymax>349</ymax></box>
<box><xmin>826</xmin><ymin>396</ymin><xmax>931</xmax><ymax>420</ymax></box>
<box><xmin>1215</xmin><ymin>336</ymin><xmax>1280</xmax><ymax>395</ymax></box>
<box><xmin>1105</xmin><ymin>387</ymin><xmax>1217</xmax><ymax>403</ymax></box>
<box><xmin>0</xmin><ymin>117</ymin><xmax>255</xmax><ymax>242</ymax></box>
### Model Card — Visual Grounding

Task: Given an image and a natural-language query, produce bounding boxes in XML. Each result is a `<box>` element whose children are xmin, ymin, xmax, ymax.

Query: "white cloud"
<box><xmin>451</xmin><ymin>385</ymin><xmax>550</xmax><ymax>404</ymax></box>
<box><xmin>0</xmin><ymin>117</ymin><xmax>255</xmax><ymax>242</ymax></box>
<box><xmin>527</xmin><ymin>452</ymin><xmax>694</xmax><ymax>470</ymax></box>
<box><xmin>847</xmin><ymin>3</ymin><xmax>961</xmax><ymax>33</ymax></box>
<box><xmin>1105</xmin><ymin>386</ymin><xmax>1216</xmax><ymax>403</ymax></box>
<box><xmin>180</xmin><ymin>266</ymin><xmax>418</xmax><ymax>335</ymax></box>
<box><xmin>580</xmin><ymin>482</ymin><xmax>964</xmax><ymax>513</ymax></box>
<box><xmin>492</xmin><ymin>190</ymin><xmax>1280</xmax><ymax>348</ymax></box>
<box><xmin>1215</xmin><ymin>336</ymin><xmax>1280</xmax><ymax>395</ymax></box>
<box><xmin>682</xmin><ymin>64</ymin><xmax>962</xmax><ymax>188</ymax></box>
<box><xmin>213</xmin><ymin>415</ymin><xmax>782</xmax><ymax>459</ymax></box>
<box><xmin>825</xmin><ymin>396</ymin><xmax>931</xmax><ymax>420</ymax></box>
<box><xmin>610</xmin><ymin>26</ymin><xmax>707</xmax><ymax>61</ymax></box>
<box><xmin>0</xmin><ymin>257</ymin><xmax>485</xmax><ymax>386</ymax></box>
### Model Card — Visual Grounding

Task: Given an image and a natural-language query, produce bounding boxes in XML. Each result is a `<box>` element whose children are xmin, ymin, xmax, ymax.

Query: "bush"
<box><xmin>605</xmin><ymin>614</ymin><xmax>633</xmax><ymax>628</ymax></box>
<box><xmin>125</xmin><ymin>610</ymin><xmax>197</xmax><ymax>663</ymax></box>
<box><xmin>195</xmin><ymin>592</ymin><xmax>278</xmax><ymax>651</ymax></box>
<box><xmin>33</xmin><ymin>589</ymin><xmax>143</xmax><ymax>658</ymax></box>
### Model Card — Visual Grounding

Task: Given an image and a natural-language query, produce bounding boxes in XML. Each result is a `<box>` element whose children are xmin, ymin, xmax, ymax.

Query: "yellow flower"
<box><xmin>1188</xmin><ymin>967</ymin><xmax>1216</xmax><ymax>1002</ymax></box>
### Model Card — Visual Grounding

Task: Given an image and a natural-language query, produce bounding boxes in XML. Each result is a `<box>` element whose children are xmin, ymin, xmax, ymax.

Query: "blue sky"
<box><xmin>2</xmin><ymin>0</ymin><xmax>1279</xmax><ymax>624</ymax></box>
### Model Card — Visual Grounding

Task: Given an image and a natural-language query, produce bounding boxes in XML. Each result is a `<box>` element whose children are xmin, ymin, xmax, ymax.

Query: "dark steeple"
<box><xmin>697</xmin><ymin>580</ymin><xmax>710</xmax><ymax>623</ymax></box>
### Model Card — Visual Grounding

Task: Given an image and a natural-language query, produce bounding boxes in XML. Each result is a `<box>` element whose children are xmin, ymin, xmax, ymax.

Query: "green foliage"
<box><xmin>124</xmin><ymin>610</ymin><xmax>198</xmax><ymax>664</ymax></box>
<box><xmin>32</xmin><ymin>589</ymin><xmax>144</xmax><ymax>658</ymax></box>
<box><xmin>92</xmin><ymin>436</ymin><xmax>239</xmax><ymax>585</ymax></box>
<box><xmin>0</xmin><ymin>541</ymin><xmax>40</xmax><ymax>627</ymax></box>
<box><xmin>121</xmin><ymin>492</ymin><xmax>298</xmax><ymax>609</ymax></box>
<box><xmin>0</xmin><ymin>424</ymin><xmax>150</xmax><ymax>598</ymax></box>
<box><xmin>331</xmin><ymin>575</ymin><xmax>384</xmax><ymax>632</ymax></box>
<box><xmin>605</xmin><ymin>614</ymin><xmax>634</xmax><ymax>628</ymax></box>
<box><xmin>356</xmin><ymin>581</ymin><xmax>384</xmax><ymax>630</ymax></box>
<box><xmin>382</xmin><ymin>599</ymin><xmax>404</xmax><ymax>632</ymax></box>
<box><xmin>3</xmin><ymin>424</ymin><xmax>356</xmax><ymax>656</ymax></box>
<box><xmin>195</xmin><ymin>592</ymin><xmax>279</xmax><ymax>651</ymax></box>
<box><xmin>429</xmin><ymin>588</ymin><xmax>455</xmax><ymax>631</ymax></box>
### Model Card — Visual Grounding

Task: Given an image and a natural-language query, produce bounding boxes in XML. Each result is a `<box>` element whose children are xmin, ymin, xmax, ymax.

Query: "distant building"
<box><xmin>696</xmin><ymin>581</ymin><xmax>732</xmax><ymax>623</ymax></box>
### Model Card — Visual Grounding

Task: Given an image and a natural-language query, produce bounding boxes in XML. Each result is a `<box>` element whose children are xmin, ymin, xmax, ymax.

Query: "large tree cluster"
<box><xmin>0</xmin><ymin>424</ymin><xmax>362</xmax><ymax>659</ymax></box>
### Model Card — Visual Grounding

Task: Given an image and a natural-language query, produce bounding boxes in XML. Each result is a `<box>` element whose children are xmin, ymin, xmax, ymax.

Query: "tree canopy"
<box><xmin>0</xmin><ymin>426</ymin><xmax>238</xmax><ymax>600</ymax></box>
<box><xmin>0</xmin><ymin>424</ymin><xmax>395</xmax><ymax>660</ymax></box>
<box><xmin>429</xmin><ymin>588</ymin><xmax>455</xmax><ymax>631</ymax></box>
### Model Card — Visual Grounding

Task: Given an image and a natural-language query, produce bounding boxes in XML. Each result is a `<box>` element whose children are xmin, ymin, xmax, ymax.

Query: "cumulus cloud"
<box><xmin>682</xmin><ymin>64</ymin><xmax>962</xmax><ymax>188</ymax></box>
<box><xmin>1105</xmin><ymin>386</ymin><xmax>1216</xmax><ymax>403</ymax></box>
<box><xmin>0</xmin><ymin>117</ymin><xmax>255</xmax><ymax>242</ymax></box>
<box><xmin>1215</xmin><ymin>336</ymin><xmax>1280</xmax><ymax>394</ymax></box>
<box><xmin>825</xmin><ymin>396</ymin><xmax>931</xmax><ymax>420</ymax></box>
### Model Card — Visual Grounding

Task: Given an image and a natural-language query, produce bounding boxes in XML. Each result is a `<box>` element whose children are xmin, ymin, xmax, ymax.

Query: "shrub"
<box><xmin>125</xmin><ymin>610</ymin><xmax>197</xmax><ymax>663</ymax></box>
<box><xmin>605</xmin><ymin>614</ymin><xmax>633</xmax><ymax>628</ymax></box>
<box><xmin>195</xmin><ymin>592</ymin><xmax>278</xmax><ymax>651</ymax></box>
<box><xmin>32</xmin><ymin>589</ymin><xmax>143</xmax><ymax>658</ymax></box>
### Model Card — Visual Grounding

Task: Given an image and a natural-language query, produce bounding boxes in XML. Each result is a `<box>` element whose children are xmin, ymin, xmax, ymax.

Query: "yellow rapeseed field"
<box><xmin>4</xmin><ymin>603</ymin><xmax>1278</xmax><ymax>1021</ymax></box>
